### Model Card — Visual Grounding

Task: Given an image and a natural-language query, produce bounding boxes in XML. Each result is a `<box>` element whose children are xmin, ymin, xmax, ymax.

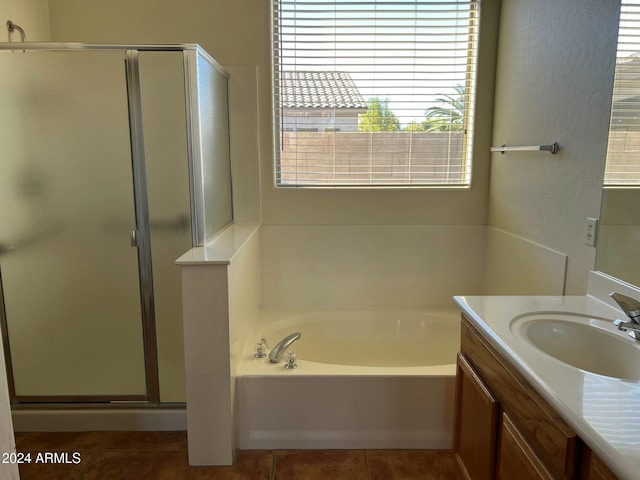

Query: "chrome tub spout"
<box><xmin>269</xmin><ymin>332</ymin><xmax>302</xmax><ymax>363</ymax></box>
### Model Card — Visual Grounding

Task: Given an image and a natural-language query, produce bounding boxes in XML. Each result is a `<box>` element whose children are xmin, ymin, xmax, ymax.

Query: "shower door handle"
<box><xmin>130</xmin><ymin>229</ymin><xmax>138</xmax><ymax>247</ymax></box>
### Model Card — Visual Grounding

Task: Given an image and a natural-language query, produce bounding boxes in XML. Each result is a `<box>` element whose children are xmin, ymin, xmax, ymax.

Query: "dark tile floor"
<box><xmin>15</xmin><ymin>431</ymin><xmax>465</xmax><ymax>479</ymax></box>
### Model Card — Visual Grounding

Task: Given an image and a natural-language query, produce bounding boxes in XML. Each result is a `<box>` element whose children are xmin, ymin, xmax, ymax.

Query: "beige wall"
<box><xmin>488</xmin><ymin>0</ymin><xmax>621</xmax><ymax>294</ymax></box>
<box><xmin>48</xmin><ymin>0</ymin><xmax>265</xmax><ymax>66</ymax></box>
<box><xmin>46</xmin><ymin>0</ymin><xmax>624</xmax><ymax>294</ymax></box>
<box><xmin>1</xmin><ymin>0</ymin><xmax>50</xmax><ymax>41</ymax></box>
<box><xmin>48</xmin><ymin>0</ymin><xmax>500</xmax><ymax>227</ymax></box>
<box><xmin>49</xmin><ymin>0</ymin><xmax>269</xmax><ymax>224</ymax></box>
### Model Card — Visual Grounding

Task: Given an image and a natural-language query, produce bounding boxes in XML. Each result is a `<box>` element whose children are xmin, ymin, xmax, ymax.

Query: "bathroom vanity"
<box><xmin>453</xmin><ymin>288</ymin><xmax>640</xmax><ymax>480</ymax></box>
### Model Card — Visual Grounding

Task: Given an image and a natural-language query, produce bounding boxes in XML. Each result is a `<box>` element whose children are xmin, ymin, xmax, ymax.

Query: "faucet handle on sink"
<box><xmin>610</xmin><ymin>292</ymin><xmax>640</xmax><ymax>322</ymax></box>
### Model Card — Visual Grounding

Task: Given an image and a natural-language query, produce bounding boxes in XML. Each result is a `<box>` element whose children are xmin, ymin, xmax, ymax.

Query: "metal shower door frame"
<box><xmin>181</xmin><ymin>46</ymin><xmax>232</xmax><ymax>246</ymax></box>
<box><xmin>124</xmin><ymin>49</ymin><xmax>160</xmax><ymax>405</ymax></box>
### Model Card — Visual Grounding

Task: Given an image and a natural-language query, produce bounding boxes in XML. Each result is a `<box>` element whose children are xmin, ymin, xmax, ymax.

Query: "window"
<box><xmin>605</xmin><ymin>2</ymin><xmax>640</xmax><ymax>186</ymax></box>
<box><xmin>272</xmin><ymin>0</ymin><xmax>480</xmax><ymax>187</ymax></box>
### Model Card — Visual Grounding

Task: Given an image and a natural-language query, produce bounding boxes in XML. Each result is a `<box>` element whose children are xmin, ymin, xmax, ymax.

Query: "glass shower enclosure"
<box><xmin>0</xmin><ymin>44</ymin><xmax>231</xmax><ymax>403</ymax></box>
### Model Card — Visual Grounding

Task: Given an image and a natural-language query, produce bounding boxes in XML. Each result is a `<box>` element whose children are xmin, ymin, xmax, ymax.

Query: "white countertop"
<box><xmin>453</xmin><ymin>293</ymin><xmax>640</xmax><ymax>480</ymax></box>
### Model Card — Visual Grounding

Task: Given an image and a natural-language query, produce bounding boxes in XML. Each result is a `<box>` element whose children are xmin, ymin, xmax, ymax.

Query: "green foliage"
<box><xmin>358</xmin><ymin>87</ymin><xmax>467</xmax><ymax>132</ymax></box>
<box><xmin>403</xmin><ymin>120</ymin><xmax>426</xmax><ymax>132</ymax></box>
<box><xmin>358</xmin><ymin>97</ymin><xmax>400</xmax><ymax>132</ymax></box>
<box><xmin>423</xmin><ymin>85</ymin><xmax>466</xmax><ymax>132</ymax></box>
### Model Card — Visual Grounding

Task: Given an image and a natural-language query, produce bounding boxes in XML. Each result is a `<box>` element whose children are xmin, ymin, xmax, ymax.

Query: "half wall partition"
<box><xmin>0</xmin><ymin>44</ymin><xmax>231</xmax><ymax>404</ymax></box>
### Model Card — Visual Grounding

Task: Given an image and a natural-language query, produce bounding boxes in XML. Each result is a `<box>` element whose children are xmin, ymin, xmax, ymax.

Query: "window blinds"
<box><xmin>605</xmin><ymin>2</ymin><xmax>640</xmax><ymax>186</ymax></box>
<box><xmin>272</xmin><ymin>0</ymin><xmax>480</xmax><ymax>187</ymax></box>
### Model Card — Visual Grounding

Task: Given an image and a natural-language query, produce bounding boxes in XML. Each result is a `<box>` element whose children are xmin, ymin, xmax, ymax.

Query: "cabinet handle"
<box><xmin>130</xmin><ymin>230</ymin><xmax>138</xmax><ymax>247</ymax></box>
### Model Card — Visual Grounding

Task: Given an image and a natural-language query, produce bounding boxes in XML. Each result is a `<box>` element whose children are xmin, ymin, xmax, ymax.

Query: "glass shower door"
<box><xmin>0</xmin><ymin>50</ymin><xmax>148</xmax><ymax>400</ymax></box>
<box><xmin>138</xmin><ymin>51</ymin><xmax>192</xmax><ymax>403</ymax></box>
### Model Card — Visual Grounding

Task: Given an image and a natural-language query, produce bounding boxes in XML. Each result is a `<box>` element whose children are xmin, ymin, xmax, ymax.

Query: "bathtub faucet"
<box><xmin>269</xmin><ymin>332</ymin><xmax>302</xmax><ymax>363</ymax></box>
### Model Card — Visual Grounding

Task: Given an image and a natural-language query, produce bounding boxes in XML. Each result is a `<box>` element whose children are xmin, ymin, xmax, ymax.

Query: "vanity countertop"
<box><xmin>453</xmin><ymin>294</ymin><xmax>640</xmax><ymax>480</ymax></box>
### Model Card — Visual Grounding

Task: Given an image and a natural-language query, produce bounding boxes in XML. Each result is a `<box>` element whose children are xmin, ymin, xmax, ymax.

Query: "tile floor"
<box><xmin>14</xmin><ymin>431</ymin><xmax>465</xmax><ymax>479</ymax></box>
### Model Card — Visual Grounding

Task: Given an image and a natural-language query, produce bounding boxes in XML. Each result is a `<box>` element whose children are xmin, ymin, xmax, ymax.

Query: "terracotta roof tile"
<box><xmin>280</xmin><ymin>71</ymin><xmax>368</xmax><ymax>109</ymax></box>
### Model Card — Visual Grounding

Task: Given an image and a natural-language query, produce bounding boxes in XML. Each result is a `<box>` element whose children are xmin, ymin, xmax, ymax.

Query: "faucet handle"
<box><xmin>613</xmin><ymin>319</ymin><xmax>627</xmax><ymax>330</ymax></box>
<box><xmin>254</xmin><ymin>338</ymin><xmax>267</xmax><ymax>358</ymax></box>
<box><xmin>284</xmin><ymin>351</ymin><xmax>298</xmax><ymax>369</ymax></box>
<box><xmin>610</xmin><ymin>292</ymin><xmax>640</xmax><ymax>320</ymax></box>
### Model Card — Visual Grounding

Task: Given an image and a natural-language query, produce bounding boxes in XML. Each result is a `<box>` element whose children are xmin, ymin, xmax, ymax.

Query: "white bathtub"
<box><xmin>235</xmin><ymin>308</ymin><xmax>460</xmax><ymax>449</ymax></box>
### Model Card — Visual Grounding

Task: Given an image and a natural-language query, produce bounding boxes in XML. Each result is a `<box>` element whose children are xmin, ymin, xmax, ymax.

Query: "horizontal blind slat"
<box><xmin>606</xmin><ymin>1</ymin><xmax>640</xmax><ymax>185</ymax></box>
<box><xmin>273</xmin><ymin>0</ymin><xmax>479</xmax><ymax>187</ymax></box>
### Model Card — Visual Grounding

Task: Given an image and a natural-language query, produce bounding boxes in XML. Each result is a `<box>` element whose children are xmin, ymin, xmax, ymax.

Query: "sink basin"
<box><xmin>510</xmin><ymin>313</ymin><xmax>640</xmax><ymax>381</ymax></box>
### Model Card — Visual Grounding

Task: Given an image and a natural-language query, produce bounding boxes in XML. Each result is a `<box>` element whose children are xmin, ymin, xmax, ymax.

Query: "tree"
<box><xmin>403</xmin><ymin>120</ymin><xmax>426</xmax><ymax>132</ymax></box>
<box><xmin>423</xmin><ymin>85</ymin><xmax>466</xmax><ymax>132</ymax></box>
<box><xmin>358</xmin><ymin>97</ymin><xmax>400</xmax><ymax>132</ymax></box>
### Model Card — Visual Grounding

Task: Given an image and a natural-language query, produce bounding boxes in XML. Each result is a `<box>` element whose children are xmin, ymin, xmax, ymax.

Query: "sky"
<box><xmin>617</xmin><ymin>3</ymin><xmax>640</xmax><ymax>58</ymax></box>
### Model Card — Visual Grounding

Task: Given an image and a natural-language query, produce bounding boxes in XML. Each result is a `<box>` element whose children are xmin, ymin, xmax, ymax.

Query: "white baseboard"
<box><xmin>12</xmin><ymin>407</ymin><xmax>187</xmax><ymax>432</ymax></box>
<box><xmin>238</xmin><ymin>429</ymin><xmax>452</xmax><ymax>450</ymax></box>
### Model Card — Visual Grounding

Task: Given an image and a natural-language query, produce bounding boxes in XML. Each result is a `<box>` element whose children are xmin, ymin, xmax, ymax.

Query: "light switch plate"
<box><xmin>585</xmin><ymin>217</ymin><xmax>598</xmax><ymax>247</ymax></box>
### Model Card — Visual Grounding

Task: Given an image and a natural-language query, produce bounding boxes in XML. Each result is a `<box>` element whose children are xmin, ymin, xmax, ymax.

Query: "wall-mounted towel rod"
<box><xmin>490</xmin><ymin>142</ymin><xmax>559</xmax><ymax>155</ymax></box>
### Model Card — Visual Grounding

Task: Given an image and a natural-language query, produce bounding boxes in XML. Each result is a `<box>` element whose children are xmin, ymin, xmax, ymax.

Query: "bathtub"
<box><xmin>235</xmin><ymin>308</ymin><xmax>460</xmax><ymax>450</ymax></box>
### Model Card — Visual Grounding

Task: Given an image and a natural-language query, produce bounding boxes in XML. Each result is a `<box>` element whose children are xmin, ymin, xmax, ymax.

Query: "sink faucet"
<box><xmin>610</xmin><ymin>292</ymin><xmax>640</xmax><ymax>338</ymax></box>
<box><xmin>269</xmin><ymin>332</ymin><xmax>302</xmax><ymax>363</ymax></box>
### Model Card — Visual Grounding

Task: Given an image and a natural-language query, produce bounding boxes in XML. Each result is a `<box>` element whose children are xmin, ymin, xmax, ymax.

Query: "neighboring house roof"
<box><xmin>613</xmin><ymin>53</ymin><xmax>640</xmax><ymax>101</ymax></box>
<box><xmin>611</xmin><ymin>94</ymin><xmax>640</xmax><ymax>129</ymax></box>
<box><xmin>611</xmin><ymin>53</ymin><xmax>640</xmax><ymax>129</ymax></box>
<box><xmin>281</xmin><ymin>71</ymin><xmax>368</xmax><ymax>109</ymax></box>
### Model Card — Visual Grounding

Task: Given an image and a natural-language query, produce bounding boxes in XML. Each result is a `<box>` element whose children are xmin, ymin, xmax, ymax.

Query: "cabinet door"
<box><xmin>580</xmin><ymin>447</ymin><xmax>619</xmax><ymax>480</ymax></box>
<box><xmin>498</xmin><ymin>412</ymin><xmax>554</xmax><ymax>480</ymax></box>
<box><xmin>454</xmin><ymin>352</ymin><xmax>499</xmax><ymax>480</ymax></box>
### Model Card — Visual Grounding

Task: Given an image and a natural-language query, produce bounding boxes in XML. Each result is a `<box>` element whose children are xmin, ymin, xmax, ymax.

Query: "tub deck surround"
<box><xmin>259</xmin><ymin>224</ymin><xmax>486</xmax><ymax>310</ymax></box>
<box><xmin>176</xmin><ymin>223</ymin><xmax>261</xmax><ymax>466</ymax></box>
<box><xmin>236</xmin><ymin>308</ymin><xmax>460</xmax><ymax>450</ymax></box>
<box><xmin>176</xmin><ymin>223</ymin><xmax>473</xmax><ymax>464</ymax></box>
<box><xmin>175</xmin><ymin>222</ymin><xmax>260</xmax><ymax>265</ymax></box>
<box><xmin>453</xmin><ymin>273</ymin><xmax>640</xmax><ymax>480</ymax></box>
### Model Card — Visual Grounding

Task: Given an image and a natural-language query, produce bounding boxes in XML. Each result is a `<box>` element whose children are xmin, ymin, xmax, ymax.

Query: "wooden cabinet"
<box><xmin>454</xmin><ymin>314</ymin><xmax>619</xmax><ymax>480</ymax></box>
<box><xmin>454</xmin><ymin>352</ymin><xmax>498</xmax><ymax>480</ymax></box>
<box><xmin>580</xmin><ymin>447</ymin><xmax>618</xmax><ymax>480</ymax></box>
<box><xmin>498</xmin><ymin>412</ymin><xmax>554</xmax><ymax>480</ymax></box>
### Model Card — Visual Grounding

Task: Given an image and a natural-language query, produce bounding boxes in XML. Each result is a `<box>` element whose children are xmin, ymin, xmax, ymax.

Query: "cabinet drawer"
<box><xmin>461</xmin><ymin>315</ymin><xmax>580</xmax><ymax>479</ymax></box>
<box><xmin>498</xmin><ymin>412</ymin><xmax>554</xmax><ymax>480</ymax></box>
